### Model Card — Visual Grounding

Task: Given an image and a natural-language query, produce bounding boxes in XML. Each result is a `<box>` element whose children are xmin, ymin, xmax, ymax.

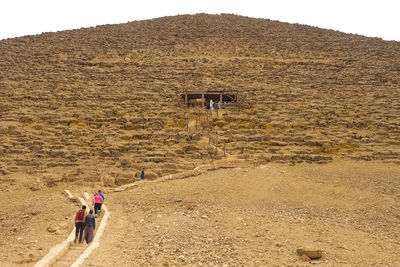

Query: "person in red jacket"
<box><xmin>74</xmin><ymin>205</ymin><xmax>87</xmax><ymax>243</ymax></box>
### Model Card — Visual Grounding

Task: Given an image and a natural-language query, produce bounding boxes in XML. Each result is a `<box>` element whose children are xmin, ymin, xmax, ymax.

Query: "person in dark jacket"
<box><xmin>84</xmin><ymin>209</ymin><xmax>96</xmax><ymax>244</ymax></box>
<box><xmin>140</xmin><ymin>168</ymin><xmax>145</xmax><ymax>180</ymax></box>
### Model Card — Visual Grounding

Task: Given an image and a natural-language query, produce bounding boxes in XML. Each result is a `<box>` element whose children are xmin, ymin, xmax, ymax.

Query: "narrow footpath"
<box><xmin>35</xmin><ymin>190</ymin><xmax>108</xmax><ymax>267</ymax></box>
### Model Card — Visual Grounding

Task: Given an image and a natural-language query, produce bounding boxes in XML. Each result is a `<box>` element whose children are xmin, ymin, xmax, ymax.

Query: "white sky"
<box><xmin>0</xmin><ymin>0</ymin><xmax>399</xmax><ymax>41</ymax></box>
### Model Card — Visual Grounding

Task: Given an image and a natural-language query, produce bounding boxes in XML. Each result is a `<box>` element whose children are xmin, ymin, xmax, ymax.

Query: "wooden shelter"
<box><xmin>181</xmin><ymin>90</ymin><xmax>238</xmax><ymax>108</ymax></box>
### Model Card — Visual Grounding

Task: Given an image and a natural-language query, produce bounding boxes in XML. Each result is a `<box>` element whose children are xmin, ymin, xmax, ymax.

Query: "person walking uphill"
<box><xmin>94</xmin><ymin>190</ymin><xmax>105</xmax><ymax>212</ymax></box>
<box><xmin>84</xmin><ymin>209</ymin><xmax>96</xmax><ymax>244</ymax></box>
<box><xmin>98</xmin><ymin>190</ymin><xmax>105</xmax><ymax>201</ymax></box>
<box><xmin>93</xmin><ymin>193</ymin><xmax>103</xmax><ymax>215</ymax></box>
<box><xmin>140</xmin><ymin>168</ymin><xmax>145</xmax><ymax>180</ymax></box>
<box><xmin>74</xmin><ymin>205</ymin><xmax>87</xmax><ymax>243</ymax></box>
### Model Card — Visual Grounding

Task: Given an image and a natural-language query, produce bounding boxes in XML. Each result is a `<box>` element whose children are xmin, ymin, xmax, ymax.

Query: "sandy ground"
<box><xmin>77</xmin><ymin>160</ymin><xmax>400</xmax><ymax>266</ymax></box>
<box><xmin>1</xmin><ymin>160</ymin><xmax>400</xmax><ymax>266</ymax></box>
<box><xmin>0</xmin><ymin>183</ymin><xmax>77</xmax><ymax>266</ymax></box>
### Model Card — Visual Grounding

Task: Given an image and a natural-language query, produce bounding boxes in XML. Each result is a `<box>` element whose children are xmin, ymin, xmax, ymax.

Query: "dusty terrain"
<box><xmin>84</xmin><ymin>161</ymin><xmax>400</xmax><ymax>266</ymax></box>
<box><xmin>0</xmin><ymin>182</ymin><xmax>77</xmax><ymax>265</ymax></box>
<box><xmin>2</xmin><ymin>160</ymin><xmax>400</xmax><ymax>266</ymax></box>
<box><xmin>0</xmin><ymin>14</ymin><xmax>400</xmax><ymax>266</ymax></box>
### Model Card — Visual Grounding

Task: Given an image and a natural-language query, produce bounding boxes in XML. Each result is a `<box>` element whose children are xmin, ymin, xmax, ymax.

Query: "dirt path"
<box><xmin>48</xmin><ymin>191</ymin><xmax>91</xmax><ymax>267</ymax></box>
<box><xmin>32</xmin><ymin>190</ymin><xmax>108</xmax><ymax>267</ymax></box>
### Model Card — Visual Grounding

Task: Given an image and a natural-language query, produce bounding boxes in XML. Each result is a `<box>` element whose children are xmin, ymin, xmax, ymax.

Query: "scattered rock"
<box><xmin>296</xmin><ymin>248</ymin><xmax>323</xmax><ymax>259</ymax></box>
<box><xmin>144</xmin><ymin>170</ymin><xmax>159</xmax><ymax>180</ymax></box>
<box><xmin>29</xmin><ymin>185</ymin><xmax>40</xmax><ymax>191</ymax></box>
<box><xmin>46</xmin><ymin>225</ymin><xmax>60</xmax><ymax>233</ymax></box>
<box><xmin>102</xmin><ymin>176</ymin><xmax>116</xmax><ymax>187</ymax></box>
<box><xmin>115</xmin><ymin>177</ymin><xmax>133</xmax><ymax>186</ymax></box>
<box><xmin>299</xmin><ymin>254</ymin><xmax>311</xmax><ymax>261</ymax></box>
<box><xmin>68</xmin><ymin>196</ymin><xmax>80</xmax><ymax>204</ymax></box>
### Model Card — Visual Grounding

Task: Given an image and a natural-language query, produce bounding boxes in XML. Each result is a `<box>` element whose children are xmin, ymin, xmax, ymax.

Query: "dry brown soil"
<box><xmin>83</xmin><ymin>160</ymin><xmax>400</xmax><ymax>266</ymax></box>
<box><xmin>1</xmin><ymin>160</ymin><xmax>400</xmax><ymax>266</ymax></box>
<box><xmin>0</xmin><ymin>14</ymin><xmax>400</xmax><ymax>266</ymax></box>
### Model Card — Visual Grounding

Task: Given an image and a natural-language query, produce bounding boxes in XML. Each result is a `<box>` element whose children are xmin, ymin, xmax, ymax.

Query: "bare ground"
<box><xmin>80</xmin><ymin>160</ymin><xmax>400</xmax><ymax>266</ymax></box>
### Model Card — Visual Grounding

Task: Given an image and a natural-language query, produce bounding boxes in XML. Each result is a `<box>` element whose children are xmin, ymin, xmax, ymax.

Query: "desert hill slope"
<box><xmin>1</xmin><ymin>13</ymin><xmax>400</xmax><ymax>187</ymax></box>
<box><xmin>1</xmin><ymin>13</ymin><xmax>400</xmax><ymax>266</ymax></box>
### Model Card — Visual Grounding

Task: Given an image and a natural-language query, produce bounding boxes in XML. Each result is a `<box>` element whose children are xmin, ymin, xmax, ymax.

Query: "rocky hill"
<box><xmin>1</xmin><ymin>14</ymin><xmax>400</xmax><ymax>187</ymax></box>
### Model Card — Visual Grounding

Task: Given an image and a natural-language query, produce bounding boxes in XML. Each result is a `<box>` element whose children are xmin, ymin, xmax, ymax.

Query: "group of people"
<box><xmin>209</xmin><ymin>99</ymin><xmax>222</xmax><ymax>111</ymax></box>
<box><xmin>74</xmin><ymin>190</ymin><xmax>105</xmax><ymax>244</ymax></box>
<box><xmin>73</xmin><ymin>170</ymin><xmax>146</xmax><ymax>244</ymax></box>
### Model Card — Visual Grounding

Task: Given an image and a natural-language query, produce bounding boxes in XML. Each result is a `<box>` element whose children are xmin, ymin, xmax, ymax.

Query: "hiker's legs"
<box><xmin>78</xmin><ymin>223</ymin><xmax>85</xmax><ymax>243</ymax></box>
<box><xmin>95</xmin><ymin>203</ymin><xmax>101</xmax><ymax>214</ymax></box>
<box><xmin>74</xmin><ymin>223</ymin><xmax>79</xmax><ymax>242</ymax></box>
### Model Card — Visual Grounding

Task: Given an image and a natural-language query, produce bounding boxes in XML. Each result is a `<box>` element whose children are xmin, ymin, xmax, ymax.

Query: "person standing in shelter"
<box><xmin>209</xmin><ymin>99</ymin><xmax>214</xmax><ymax>112</ymax></box>
<box><xmin>93</xmin><ymin>193</ymin><xmax>103</xmax><ymax>215</ymax></box>
<box><xmin>74</xmin><ymin>205</ymin><xmax>87</xmax><ymax>243</ymax></box>
<box><xmin>218</xmin><ymin>100</ymin><xmax>222</xmax><ymax>110</ymax></box>
<box><xmin>140</xmin><ymin>168</ymin><xmax>145</xmax><ymax>180</ymax></box>
<box><xmin>84</xmin><ymin>209</ymin><xmax>96</xmax><ymax>244</ymax></box>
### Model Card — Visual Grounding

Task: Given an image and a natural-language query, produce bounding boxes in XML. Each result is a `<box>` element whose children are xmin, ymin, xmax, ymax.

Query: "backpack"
<box><xmin>76</xmin><ymin>209</ymin><xmax>84</xmax><ymax>220</ymax></box>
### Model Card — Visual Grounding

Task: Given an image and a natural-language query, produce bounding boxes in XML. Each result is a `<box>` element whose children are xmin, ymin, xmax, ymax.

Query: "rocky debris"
<box><xmin>298</xmin><ymin>254</ymin><xmax>311</xmax><ymax>261</ymax></box>
<box><xmin>85</xmin><ymin>164</ymin><xmax>400</xmax><ymax>266</ymax></box>
<box><xmin>14</xmin><ymin>252</ymin><xmax>38</xmax><ymax>264</ymax></box>
<box><xmin>296</xmin><ymin>248</ymin><xmax>323</xmax><ymax>259</ymax></box>
<box><xmin>142</xmin><ymin>170</ymin><xmax>159</xmax><ymax>180</ymax></box>
<box><xmin>102</xmin><ymin>176</ymin><xmax>116</xmax><ymax>187</ymax></box>
<box><xmin>46</xmin><ymin>225</ymin><xmax>60</xmax><ymax>233</ymax></box>
<box><xmin>68</xmin><ymin>196</ymin><xmax>80</xmax><ymax>204</ymax></box>
<box><xmin>0</xmin><ymin>14</ymin><xmax>399</xmax><ymax>187</ymax></box>
<box><xmin>29</xmin><ymin>185</ymin><xmax>41</xmax><ymax>191</ymax></box>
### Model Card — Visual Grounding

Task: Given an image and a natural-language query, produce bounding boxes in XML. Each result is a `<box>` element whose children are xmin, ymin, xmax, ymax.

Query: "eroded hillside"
<box><xmin>1</xmin><ymin>14</ymin><xmax>400</xmax><ymax>187</ymax></box>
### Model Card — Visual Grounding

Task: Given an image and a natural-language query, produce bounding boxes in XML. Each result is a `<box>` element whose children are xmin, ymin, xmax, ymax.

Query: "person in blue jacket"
<box><xmin>140</xmin><ymin>168</ymin><xmax>145</xmax><ymax>180</ymax></box>
<box><xmin>98</xmin><ymin>190</ymin><xmax>105</xmax><ymax>200</ymax></box>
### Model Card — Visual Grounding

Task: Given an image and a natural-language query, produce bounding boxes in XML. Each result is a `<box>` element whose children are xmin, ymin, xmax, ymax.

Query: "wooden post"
<box><xmin>201</xmin><ymin>93</ymin><xmax>205</xmax><ymax>108</ymax></box>
<box><xmin>186</xmin><ymin>113</ymin><xmax>188</xmax><ymax>132</ymax></box>
<box><xmin>184</xmin><ymin>88</ymin><xmax>188</xmax><ymax>106</ymax></box>
<box><xmin>223</xmin><ymin>143</ymin><xmax>226</xmax><ymax>158</ymax></box>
